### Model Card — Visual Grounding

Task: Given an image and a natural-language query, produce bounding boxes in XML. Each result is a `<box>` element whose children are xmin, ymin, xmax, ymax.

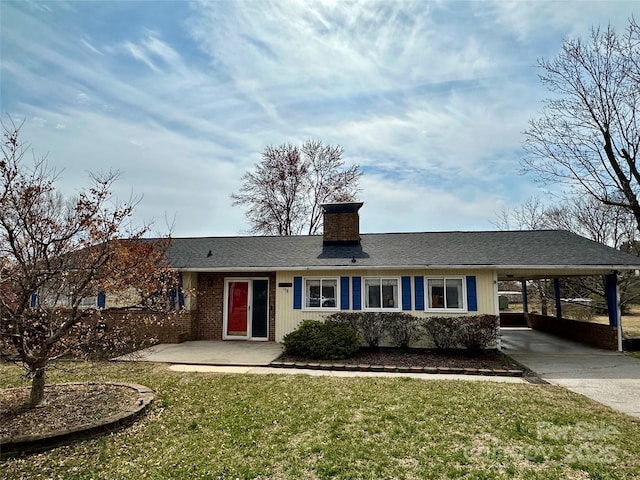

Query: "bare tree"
<box><xmin>493</xmin><ymin>196</ymin><xmax>550</xmax><ymax>231</ymax></box>
<box><xmin>544</xmin><ymin>195</ymin><xmax>638</xmax><ymax>249</ymax></box>
<box><xmin>545</xmin><ymin>196</ymin><xmax>640</xmax><ymax>312</ymax></box>
<box><xmin>522</xmin><ymin>19</ymin><xmax>640</xmax><ymax>232</ymax></box>
<box><xmin>232</xmin><ymin>140</ymin><xmax>361</xmax><ymax>235</ymax></box>
<box><xmin>0</xmin><ymin>120</ymin><xmax>175</xmax><ymax>406</ymax></box>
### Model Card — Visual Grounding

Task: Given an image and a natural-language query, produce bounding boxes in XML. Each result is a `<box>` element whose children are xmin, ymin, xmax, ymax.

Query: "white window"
<box><xmin>80</xmin><ymin>296</ymin><xmax>98</xmax><ymax>308</ymax></box>
<box><xmin>304</xmin><ymin>278</ymin><xmax>338</xmax><ymax>309</ymax></box>
<box><xmin>427</xmin><ymin>277</ymin><xmax>466</xmax><ymax>311</ymax></box>
<box><xmin>364</xmin><ymin>277</ymin><xmax>399</xmax><ymax>310</ymax></box>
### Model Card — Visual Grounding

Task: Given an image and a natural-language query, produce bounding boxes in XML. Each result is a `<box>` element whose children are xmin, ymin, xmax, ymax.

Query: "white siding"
<box><xmin>274</xmin><ymin>269</ymin><xmax>496</xmax><ymax>342</ymax></box>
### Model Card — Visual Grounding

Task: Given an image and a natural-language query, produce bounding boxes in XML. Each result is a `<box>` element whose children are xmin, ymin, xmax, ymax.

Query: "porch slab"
<box><xmin>118</xmin><ymin>341</ymin><xmax>283</xmax><ymax>366</ymax></box>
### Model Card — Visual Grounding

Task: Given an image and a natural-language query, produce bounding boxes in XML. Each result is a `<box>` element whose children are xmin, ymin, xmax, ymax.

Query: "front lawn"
<box><xmin>1</xmin><ymin>361</ymin><xmax>639</xmax><ymax>479</ymax></box>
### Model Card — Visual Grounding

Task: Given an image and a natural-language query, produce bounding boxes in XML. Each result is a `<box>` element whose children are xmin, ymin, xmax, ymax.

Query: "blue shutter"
<box><xmin>466</xmin><ymin>276</ymin><xmax>477</xmax><ymax>311</ymax></box>
<box><xmin>177</xmin><ymin>272</ymin><xmax>185</xmax><ymax>309</ymax></box>
<box><xmin>414</xmin><ymin>276</ymin><xmax>424</xmax><ymax>311</ymax></box>
<box><xmin>97</xmin><ymin>292</ymin><xmax>106</xmax><ymax>308</ymax></box>
<box><xmin>340</xmin><ymin>276</ymin><xmax>350</xmax><ymax>310</ymax></box>
<box><xmin>30</xmin><ymin>293</ymin><xmax>38</xmax><ymax>308</ymax></box>
<box><xmin>293</xmin><ymin>276</ymin><xmax>302</xmax><ymax>309</ymax></box>
<box><xmin>352</xmin><ymin>276</ymin><xmax>361</xmax><ymax>310</ymax></box>
<box><xmin>401</xmin><ymin>276</ymin><xmax>412</xmax><ymax>311</ymax></box>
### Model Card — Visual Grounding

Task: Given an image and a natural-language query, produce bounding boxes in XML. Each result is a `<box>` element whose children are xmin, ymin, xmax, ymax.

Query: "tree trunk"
<box><xmin>29</xmin><ymin>367</ymin><xmax>46</xmax><ymax>406</ymax></box>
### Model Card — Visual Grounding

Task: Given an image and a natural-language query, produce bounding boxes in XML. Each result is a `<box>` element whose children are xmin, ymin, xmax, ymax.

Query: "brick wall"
<box><xmin>323</xmin><ymin>212</ymin><xmax>360</xmax><ymax>243</ymax></box>
<box><xmin>500</xmin><ymin>312</ymin><xmax>528</xmax><ymax>327</ymax></box>
<box><xmin>193</xmin><ymin>273</ymin><xmax>223</xmax><ymax>340</ymax></box>
<box><xmin>525</xmin><ymin>313</ymin><xmax>619</xmax><ymax>350</ymax></box>
<box><xmin>83</xmin><ymin>308</ymin><xmax>192</xmax><ymax>344</ymax></box>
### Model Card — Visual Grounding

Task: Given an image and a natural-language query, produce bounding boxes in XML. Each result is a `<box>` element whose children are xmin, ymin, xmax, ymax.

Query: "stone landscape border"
<box><xmin>269</xmin><ymin>361</ymin><xmax>524</xmax><ymax>377</ymax></box>
<box><xmin>1</xmin><ymin>382</ymin><xmax>154</xmax><ymax>460</ymax></box>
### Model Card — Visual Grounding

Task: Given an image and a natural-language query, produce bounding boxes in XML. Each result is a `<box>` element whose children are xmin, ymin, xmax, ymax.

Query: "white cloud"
<box><xmin>3</xmin><ymin>0</ymin><xmax>638</xmax><ymax>238</ymax></box>
<box><xmin>80</xmin><ymin>38</ymin><xmax>103</xmax><ymax>56</ymax></box>
<box><xmin>359</xmin><ymin>173</ymin><xmax>507</xmax><ymax>233</ymax></box>
<box><xmin>484</xmin><ymin>0</ymin><xmax>636</xmax><ymax>44</ymax></box>
<box><xmin>16</xmin><ymin>106</ymin><xmax>247</xmax><ymax>236</ymax></box>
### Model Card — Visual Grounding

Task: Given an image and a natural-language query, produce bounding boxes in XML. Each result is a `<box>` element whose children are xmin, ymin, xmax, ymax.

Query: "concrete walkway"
<box><xmin>166</xmin><ymin>364</ymin><xmax>525</xmax><ymax>383</ymax></box>
<box><xmin>119</xmin><ymin>341</ymin><xmax>284</xmax><ymax>366</ymax></box>
<box><xmin>501</xmin><ymin>327</ymin><xmax>640</xmax><ymax>418</ymax></box>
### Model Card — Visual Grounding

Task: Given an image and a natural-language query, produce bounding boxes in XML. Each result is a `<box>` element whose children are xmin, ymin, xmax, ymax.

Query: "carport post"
<box><xmin>521</xmin><ymin>280</ymin><xmax>528</xmax><ymax>313</ymax></box>
<box><xmin>605</xmin><ymin>272</ymin><xmax>623</xmax><ymax>352</ymax></box>
<box><xmin>553</xmin><ymin>278</ymin><xmax>562</xmax><ymax>319</ymax></box>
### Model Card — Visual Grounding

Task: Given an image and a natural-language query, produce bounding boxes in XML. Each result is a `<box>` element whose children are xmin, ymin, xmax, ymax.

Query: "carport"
<box><xmin>498</xmin><ymin>268</ymin><xmax>628</xmax><ymax>351</ymax></box>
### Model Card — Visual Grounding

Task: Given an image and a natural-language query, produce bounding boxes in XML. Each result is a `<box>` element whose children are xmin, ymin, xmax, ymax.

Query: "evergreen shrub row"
<box><xmin>282</xmin><ymin>313</ymin><xmax>499</xmax><ymax>360</ymax></box>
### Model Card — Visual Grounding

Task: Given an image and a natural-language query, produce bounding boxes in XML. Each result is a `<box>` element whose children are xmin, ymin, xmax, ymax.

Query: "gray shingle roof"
<box><xmin>164</xmin><ymin>230</ymin><xmax>640</xmax><ymax>272</ymax></box>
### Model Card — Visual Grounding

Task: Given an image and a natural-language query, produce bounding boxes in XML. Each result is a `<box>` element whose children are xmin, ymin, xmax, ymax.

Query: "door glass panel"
<box><xmin>252</xmin><ymin>280</ymin><xmax>268</xmax><ymax>338</ymax></box>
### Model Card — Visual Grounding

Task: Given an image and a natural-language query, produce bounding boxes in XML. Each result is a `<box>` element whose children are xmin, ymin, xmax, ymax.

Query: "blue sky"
<box><xmin>1</xmin><ymin>0</ymin><xmax>638</xmax><ymax>237</ymax></box>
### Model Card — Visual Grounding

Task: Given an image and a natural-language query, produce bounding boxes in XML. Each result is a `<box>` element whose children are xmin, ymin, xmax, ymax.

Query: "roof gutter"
<box><xmin>172</xmin><ymin>264</ymin><xmax>640</xmax><ymax>273</ymax></box>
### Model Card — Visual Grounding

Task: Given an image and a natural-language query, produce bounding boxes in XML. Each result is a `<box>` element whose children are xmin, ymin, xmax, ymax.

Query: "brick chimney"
<box><xmin>322</xmin><ymin>202</ymin><xmax>363</xmax><ymax>245</ymax></box>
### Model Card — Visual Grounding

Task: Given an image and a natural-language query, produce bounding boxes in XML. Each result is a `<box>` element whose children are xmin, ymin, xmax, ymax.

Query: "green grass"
<box><xmin>627</xmin><ymin>351</ymin><xmax>640</xmax><ymax>360</ymax></box>
<box><xmin>2</xmin><ymin>362</ymin><xmax>640</xmax><ymax>479</ymax></box>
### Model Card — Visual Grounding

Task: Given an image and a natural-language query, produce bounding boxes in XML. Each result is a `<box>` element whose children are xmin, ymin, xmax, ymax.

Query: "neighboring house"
<box><xmin>134</xmin><ymin>202</ymin><xmax>640</xmax><ymax>350</ymax></box>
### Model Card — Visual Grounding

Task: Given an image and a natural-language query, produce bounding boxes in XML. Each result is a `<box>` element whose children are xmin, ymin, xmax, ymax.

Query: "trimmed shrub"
<box><xmin>325</xmin><ymin>312</ymin><xmax>361</xmax><ymax>332</ymax></box>
<box><xmin>325</xmin><ymin>311</ymin><xmax>385</xmax><ymax>348</ymax></box>
<box><xmin>421</xmin><ymin>315</ymin><xmax>499</xmax><ymax>350</ymax></box>
<box><xmin>358</xmin><ymin>312</ymin><xmax>386</xmax><ymax>347</ymax></box>
<box><xmin>458</xmin><ymin>315</ymin><xmax>499</xmax><ymax>350</ymax></box>
<box><xmin>421</xmin><ymin>316</ymin><xmax>462</xmax><ymax>349</ymax></box>
<box><xmin>282</xmin><ymin>319</ymin><xmax>360</xmax><ymax>360</ymax></box>
<box><xmin>384</xmin><ymin>312</ymin><xmax>422</xmax><ymax>349</ymax></box>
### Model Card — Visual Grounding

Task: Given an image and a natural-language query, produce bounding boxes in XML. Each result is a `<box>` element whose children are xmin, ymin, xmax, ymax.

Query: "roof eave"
<box><xmin>172</xmin><ymin>264</ymin><xmax>640</xmax><ymax>273</ymax></box>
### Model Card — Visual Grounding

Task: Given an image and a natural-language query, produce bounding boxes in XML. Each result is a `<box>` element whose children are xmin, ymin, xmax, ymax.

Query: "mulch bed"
<box><xmin>277</xmin><ymin>348</ymin><xmax>524</xmax><ymax>371</ymax></box>
<box><xmin>0</xmin><ymin>383</ymin><xmax>138</xmax><ymax>439</ymax></box>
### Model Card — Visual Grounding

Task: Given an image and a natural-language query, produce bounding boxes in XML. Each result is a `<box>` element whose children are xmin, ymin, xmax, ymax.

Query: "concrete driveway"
<box><xmin>501</xmin><ymin>327</ymin><xmax>640</xmax><ymax>418</ymax></box>
<box><xmin>119</xmin><ymin>341</ymin><xmax>284</xmax><ymax>366</ymax></box>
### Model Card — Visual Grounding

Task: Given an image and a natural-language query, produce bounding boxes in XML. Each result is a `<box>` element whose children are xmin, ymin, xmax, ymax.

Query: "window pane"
<box><xmin>80</xmin><ymin>296</ymin><xmax>97</xmax><ymax>307</ymax></box>
<box><xmin>382</xmin><ymin>279</ymin><xmax>398</xmax><ymax>308</ymax></box>
<box><xmin>305</xmin><ymin>278</ymin><xmax>338</xmax><ymax>308</ymax></box>
<box><xmin>445</xmin><ymin>279</ymin><xmax>463</xmax><ymax>309</ymax></box>
<box><xmin>306</xmin><ymin>279</ymin><xmax>320</xmax><ymax>308</ymax></box>
<box><xmin>428</xmin><ymin>279</ymin><xmax>444</xmax><ymax>308</ymax></box>
<box><xmin>322</xmin><ymin>279</ymin><xmax>337</xmax><ymax>307</ymax></box>
<box><xmin>365</xmin><ymin>278</ymin><xmax>381</xmax><ymax>308</ymax></box>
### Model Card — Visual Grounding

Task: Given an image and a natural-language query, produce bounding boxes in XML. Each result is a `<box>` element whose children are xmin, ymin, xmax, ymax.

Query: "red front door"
<box><xmin>227</xmin><ymin>281</ymin><xmax>249</xmax><ymax>337</ymax></box>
